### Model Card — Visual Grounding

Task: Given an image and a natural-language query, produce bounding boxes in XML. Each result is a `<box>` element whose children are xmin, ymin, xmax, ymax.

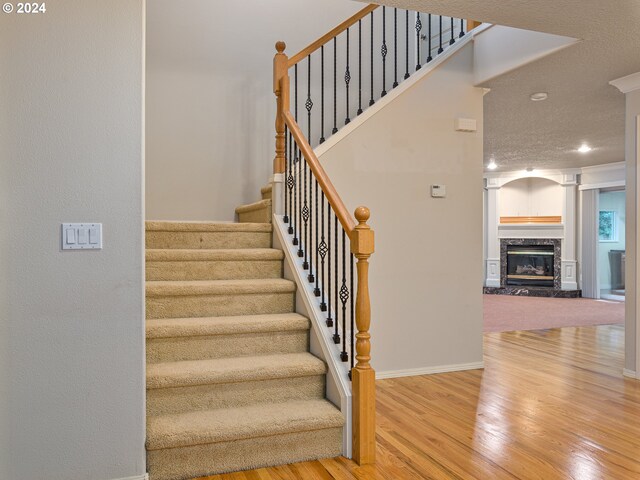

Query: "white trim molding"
<box><xmin>270</xmin><ymin>173</ymin><xmax>284</xmax><ymax>216</ymax></box>
<box><xmin>623</xmin><ymin>369</ymin><xmax>638</xmax><ymax>380</ymax></box>
<box><xmin>112</xmin><ymin>475</ymin><xmax>148</xmax><ymax>480</ymax></box>
<box><xmin>376</xmin><ymin>362</ymin><xmax>484</xmax><ymax>380</ymax></box>
<box><xmin>610</xmin><ymin>71</ymin><xmax>640</xmax><ymax>94</ymax></box>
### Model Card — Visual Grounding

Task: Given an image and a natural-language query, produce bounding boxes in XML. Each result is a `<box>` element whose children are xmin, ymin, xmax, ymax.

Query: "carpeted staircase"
<box><xmin>144</xmin><ymin>189</ymin><xmax>344</xmax><ymax>480</ymax></box>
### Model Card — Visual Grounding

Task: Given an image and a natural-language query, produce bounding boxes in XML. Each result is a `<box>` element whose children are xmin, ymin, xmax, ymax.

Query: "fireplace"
<box><xmin>499</xmin><ymin>238</ymin><xmax>563</xmax><ymax>292</ymax></box>
<box><xmin>506</xmin><ymin>245</ymin><xmax>554</xmax><ymax>287</ymax></box>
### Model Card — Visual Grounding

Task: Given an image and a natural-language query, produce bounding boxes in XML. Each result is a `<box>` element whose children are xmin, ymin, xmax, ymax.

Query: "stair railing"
<box><xmin>277</xmin><ymin>5</ymin><xmax>477</xmax><ymax>149</ymax></box>
<box><xmin>274</xmin><ymin>42</ymin><xmax>376</xmax><ymax>465</ymax></box>
<box><xmin>272</xmin><ymin>5</ymin><xmax>480</xmax><ymax>465</ymax></box>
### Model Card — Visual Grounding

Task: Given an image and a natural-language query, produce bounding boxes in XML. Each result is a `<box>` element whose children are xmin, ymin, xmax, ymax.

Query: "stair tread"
<box><xmin>146</xmin><ymin>399</ymin><xmax>343</xmax><ymax>450</ymax></box>
<box><xmin>146</xmin><ymin>278</ymin><xmax>295</xmax><ymax>296</ymax></box>
<box><xmin>146</xmin><ymin>221</ymin><xmax>272</xmax><ymax>232</ymax></box>
<box><xmin>146</xmin><ymin>313</ymin><xmax>309</xmax><ymax>339</ymax></box>
<box><xmin>147</xmin><ymin>353</ymin><xmax>326</xmax><ymax>389</ymax></box>
<box><xmin>235</xmin><ymin>199</ymin><xmax>271</xmax><ymax>214</ymax></box>
<box><xmin>146</xmin><ymin>248</ymin><xmax>283</xmax><ymax>262</ymax></box>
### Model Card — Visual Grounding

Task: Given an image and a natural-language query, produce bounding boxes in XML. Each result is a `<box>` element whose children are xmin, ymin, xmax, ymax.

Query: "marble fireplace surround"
<box><xmin>500</xmin><ymin>238</ymin><xmax>562</xmax><ymax>290</ymax></box>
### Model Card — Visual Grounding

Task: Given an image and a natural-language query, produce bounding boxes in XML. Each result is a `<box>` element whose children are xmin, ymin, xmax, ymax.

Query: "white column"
<box><xmin>485</xmin><ymin>178</ymin><xmax>501</xmax><ymax>287</ymax></box>
<box><xmin>580</xmin><ymin>189</ymin><xmax>599</xmax><ymax>298</ymax></box>
<box><xmin>561</xmin><ymin>173</ymin><xmax>578</xmax><ymax>290</ymax></box>
<box><xmin>610</xmin><ymin>72</ymin><xmax>640</xmax><ymax>377</ymax></box>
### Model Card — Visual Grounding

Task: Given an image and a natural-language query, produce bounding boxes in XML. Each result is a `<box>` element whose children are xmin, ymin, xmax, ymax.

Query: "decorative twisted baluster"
<box><xmin>415</xmin><ymin>13</ymin><xmax>422</xmax><ymax>70</ymax></box>
<box><xmin>381</xmin><ymin>6</ymin><xmax>387</xmax><ymax>97</ymax></box>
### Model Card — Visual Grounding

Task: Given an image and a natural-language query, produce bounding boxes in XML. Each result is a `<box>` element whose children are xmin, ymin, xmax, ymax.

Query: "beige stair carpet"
<box><xmin>145</xmin><ymin>219</ymin><xmax>343</xmax><ymax>480</ymax></box>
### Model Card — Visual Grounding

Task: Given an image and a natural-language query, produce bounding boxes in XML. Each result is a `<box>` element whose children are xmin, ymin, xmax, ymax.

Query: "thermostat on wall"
<box><xmin>431</xmin><ymin>184</ymin><xmax>446</xmax><ymax>198</ymax></box>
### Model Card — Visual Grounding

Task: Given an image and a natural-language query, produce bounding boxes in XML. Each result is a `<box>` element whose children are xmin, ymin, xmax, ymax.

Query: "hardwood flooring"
<box><xmin>198</xmin><ymin>325</ymin><xmax>640</xmax><ymax>479</ymax></box>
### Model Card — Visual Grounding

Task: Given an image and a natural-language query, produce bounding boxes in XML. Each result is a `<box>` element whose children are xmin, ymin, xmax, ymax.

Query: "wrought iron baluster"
<box><xmin>450</xmin><ymin>17</ymin><xmax>455</xmax><ymax>45</ymax></box>
<box><xmin>287</xmin><ymin>131</ymin><xmax>294</xmax><ymax>235</ymax></box>
<box><xmin>313</xmin><ymin>178</ymin><xmax>319</xmax><ymax>291</ymax></box>
<box><xmin>393</xmin><ymin>8</ymin><xmax>398</xmax><ymax>88</ymax></box>
<box><xmin>319</xmin><ymin>192</ymin><xmax>327</xmax><ymax>309</ymax></box>
<box><xmin>438</xmin><ymin>16</ymin><xmax>444</xmax><ymax>54</ymax></box>
<box><xmin>283</xmin><ymin>126</ymin><xmax>289</xmax><ymax>224</ymax></box>
<box><xmin>357</xmin><ymin>19</ymin><xmax>363</xmax><ymax>115</ymax></box>
<box><xmin>320</xmin><ymin>46</ymin><xmax>325</xmax><ymax>144</ymax></box>
<box><xmin>340</xmin><ymin>228</ymin><xmax>349</xmax><ymax>362</ymax></box>
<box><xmin>404</xmin><ymin>10</ymin><xmax>410</xmax><ymax>80</ymax></box>
<box><xmin>345</xmin><ymin>27</ymin><xmax>351</xmax><ymax>125</ymax></box>
<box><xmin>293</xmin><ymin>66</ymin><xmax>299</xmax><ymax>245</ymax></box>
<box><xmin>293</xmin><ymin>144</ymin><xmax>299</xmax><ymax>246</ymax></box>
<box><xmin>369</xmin><ymin>11</ymin><xmax>375</xmax><ymax>106</ymax></box>
<box><xmin>326</xmin><ymin>203</ymin><xmax>333</xmax><ymax>326</ymax></box>
<box><xmin>302</xmin><ymin>161</ymin><xmax>309</xmax><ymax>265</ymax></box>
<box><xmin>307</xmin><ymin>167</ymin><xmax>313</xmax><ymax>278</ymax></box>
<box><xmin>459</xmin><ymin>18</ymin><xmax>465</xmax><ymax>38</ymax></box>
<box><xmin>415</xmin><ymin>12</ymin><xmax>422</xmax><ymax>70</ymax></box>
<box><xmin>427</xmin><ymin>14</ymin><xmax>433</xmax><ymax>63</ymax></box>
<box><xmin>333</xmin><ymin>215</ymin><xmax>340</xmax><ymax>344</ymax></box>
<box><xmin>306</xmin><ymin>55</ymin><xmax>313</xmax><ymax>143</ymax></box>
<box><xmin>381</xmin><ymin>6</ymin><xmax>387</xmax><ymax>97</ymax></box>
<box><xmin>332</xmin><ymin>37</ymin><xmax>338</xmax><ymax>135</ymax></box>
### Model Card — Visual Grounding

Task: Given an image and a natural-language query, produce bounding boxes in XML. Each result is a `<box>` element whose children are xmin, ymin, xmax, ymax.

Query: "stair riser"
<box><xmin>147</xmin><ymin>427</ymin><xmax>342</xmax><ymax>480</ymax></box>
<box><xmin>146</xmin><ymin>292</ymin><xmax>294</xmax><ymax>319</ymax></box>
<box><xmin>147</xmin><ymin>375</ymin><xmax>325</xmax><ymax>416</ymax></box>
<box><xmin>145</xmin><ymin>260</ymin><xmax>282</xmax><ymax>281</ymax></box>
<box><xmin>237</xmin><ymin>207</ymin><xmax>271</xmax><ymax>224</ymax></box>
<box><xmin>146</xmin><ymin>231</ymin><xmax>271</xmax><ymax>250</ymax></box>
<box><xmin>147</xmin><ymin>330</ymin><xmax>309</xmax><ymax>363</ymax></box>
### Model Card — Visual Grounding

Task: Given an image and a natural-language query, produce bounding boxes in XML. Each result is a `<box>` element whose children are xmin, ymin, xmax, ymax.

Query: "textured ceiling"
<box><xmin>361</xmin><ymin>0</ymin><xmax>640</xmax><ymax>171</ymax></box>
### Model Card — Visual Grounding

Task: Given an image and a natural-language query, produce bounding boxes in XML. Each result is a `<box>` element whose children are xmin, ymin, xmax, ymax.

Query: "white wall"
<box><xmin>319</xmin><ymin>43</ymin><xmax>484</xmax><ymax>374</ymax></box>
<box><xmin>625</xmin><ymin>93</ymin><xmax>640</xmax><ymax>373</ymax></box>
<box><xmin>0</xmin><ymin>2</ymin><xmax>146</xmax><ymax>479</ymax></box>
<box><xmin>499</xmin><ymin>177</ymin><xmax>563</xmax><ymax>217</ymax></box>
<box><xmin>146</xmin><ymin>0</ymin><xmax>362</xmax><ymax>221</ymax></box>
<box><xmin>598</xmin><ymin>191</ymin><xmax>626</xmax><ymax>290</ymax></box>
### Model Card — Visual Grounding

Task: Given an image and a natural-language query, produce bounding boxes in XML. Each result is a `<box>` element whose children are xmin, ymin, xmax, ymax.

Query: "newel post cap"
<box><xmin>275</xmin><ymin>41</ymin><xmax>287</xmax><ymax>53</ymax></box>
<box><xmin>352</xmin><ymin>206</ymin><xmax>374</xmax><ymax>256</ymax></box>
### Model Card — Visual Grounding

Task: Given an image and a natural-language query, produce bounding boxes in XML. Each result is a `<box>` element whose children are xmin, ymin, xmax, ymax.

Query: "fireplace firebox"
<box><xmin>506</xmin><ymin>245</ymin><xmax>555</xmax><ymax>287</ymax></box>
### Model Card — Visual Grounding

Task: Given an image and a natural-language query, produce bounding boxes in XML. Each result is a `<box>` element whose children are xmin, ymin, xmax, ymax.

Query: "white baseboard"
<box><xmin>623</xmin><ymin>368</ymin><xmax>638</xmax><ymax>379</ymax></box>
<box><xmin>376</xmin><ymin>361</ymin><xmax>484</xmax><ymax>380</ymax></box>
<box><xmin>112</xmin><ymin>475</ymin><xmax>148</xmax><ymax>480</ymax></box>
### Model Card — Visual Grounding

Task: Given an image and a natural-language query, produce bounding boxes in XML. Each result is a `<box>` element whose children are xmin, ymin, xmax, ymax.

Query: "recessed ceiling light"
<box><xmin>487</xmin><ymin>158</ymin><xmax>497</xmax><ymax>170</ymax></box>
<box><xmin>530</xmin><ymin>92</ymin><xmax>548</xmax><ymax>102</ymax></box>
<box><xmin>578</xmin><ymin>144</ymin><xmax>592</xmax><ymax>153</ymax></box>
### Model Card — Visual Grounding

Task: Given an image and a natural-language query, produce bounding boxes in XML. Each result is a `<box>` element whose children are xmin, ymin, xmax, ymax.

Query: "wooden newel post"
<box><xmin>351</xmin><ymin>206</ymin><xmax>376</xmax><ymax>465</ymax></box>
<box><xmin>273</xmin><ymin>41</ymin><xmax>290</xmax><ymax>175</ymax></box>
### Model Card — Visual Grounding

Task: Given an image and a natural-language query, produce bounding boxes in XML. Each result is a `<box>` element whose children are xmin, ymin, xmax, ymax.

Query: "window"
<box><xmin>599</xmin><ymin>210</ymin><xmax>618</xmax><ymax>242</ymax></box>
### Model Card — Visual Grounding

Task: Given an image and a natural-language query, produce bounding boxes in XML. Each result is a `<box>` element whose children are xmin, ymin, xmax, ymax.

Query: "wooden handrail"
<box><xmin>283</xmin><ymin>110</ymin><xmax>356</xmax><ymax>235</ymax></box>
<box><xmin>288</xmin><ymin>4</ymin><xmax>379</xmax><ymax>68</ymax></box>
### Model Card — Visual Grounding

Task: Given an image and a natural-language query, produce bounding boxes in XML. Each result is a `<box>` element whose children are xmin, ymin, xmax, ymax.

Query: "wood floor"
<box><xmin>198</xmin><ymin>325</ymin><xmax>640</xmax><ymax>479</ymax></box>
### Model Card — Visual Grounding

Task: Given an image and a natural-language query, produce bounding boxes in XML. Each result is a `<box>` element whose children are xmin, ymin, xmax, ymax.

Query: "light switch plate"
<box><xmin>62</xmin><ymin>223</ymin><xmax>102</xmax><ymax>250</ymax></box>
<box><xmin>431</xmin><ymin>185</ymin><xmax>446</xmax><ymax>198</ymax></box>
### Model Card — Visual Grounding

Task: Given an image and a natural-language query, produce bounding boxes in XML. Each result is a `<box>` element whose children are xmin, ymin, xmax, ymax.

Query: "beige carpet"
<box><xmin>144</xmin><ymin>220</ymin><xmax>343</xmax><ymax>480</ymax></box>
<box><xmin>484</xmin><ymin>294</ymin><xmax>625</xmax><ymax>333</ymax></box>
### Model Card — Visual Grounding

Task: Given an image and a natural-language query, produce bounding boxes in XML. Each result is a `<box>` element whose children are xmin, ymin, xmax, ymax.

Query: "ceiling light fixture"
<box><xmin>578</xmin><ymin>144</ymin><xmax>592</xmax><ymax>153</ymax></box>
<box><xmin>530</xmin><ymin>92</ymin><xmax>548</xmax><ymax>102</ymax></box>
<box><xmin>487</xmin><ymin>158</ymin><xmax>498</xmax><ymax>170</ymax></box>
